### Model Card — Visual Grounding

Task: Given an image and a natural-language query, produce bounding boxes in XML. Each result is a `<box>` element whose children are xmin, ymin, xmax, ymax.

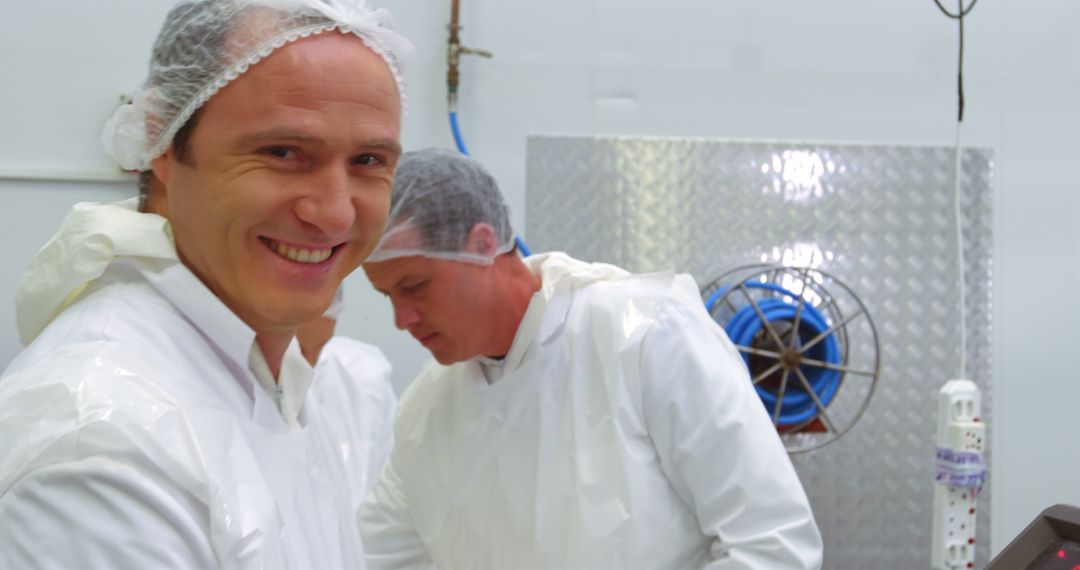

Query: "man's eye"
<box><xmin>262</xmin><ymin>146</ymin><xmax>298</xmax><ymax>160</ymax></box>
<box><xmin>352</xmin><ymin>154</ymin><xmax>384</xmax><ymax>167</ymax></box>
<box><xmin>401</xmin><ymin>281</ymin><xmax>427</xmax><ymax>294</ymax></box>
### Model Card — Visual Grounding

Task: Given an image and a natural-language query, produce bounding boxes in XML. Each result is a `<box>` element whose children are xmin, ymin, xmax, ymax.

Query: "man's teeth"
<box><xmin>269</xmin><ymin>240</ymin><xmax>333</xmax><ymax>264</ymax></box>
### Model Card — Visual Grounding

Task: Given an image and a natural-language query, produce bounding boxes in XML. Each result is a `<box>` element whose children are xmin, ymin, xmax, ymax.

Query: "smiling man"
<box><xmin>0</xmin><ymin>1</ymin><xmax>409</xmax><ymax>568</ymax></box>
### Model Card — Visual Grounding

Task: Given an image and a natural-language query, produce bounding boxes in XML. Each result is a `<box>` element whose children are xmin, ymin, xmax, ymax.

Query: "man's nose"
<box><xmin>294</xmin><ymin>165</ymin><xmax>356</xmax><ymax>236</ymax></box>
<box><xmin>392</xmin><ymin>299</ymin><xmax>421</xmax><ymax>331</ymax></box>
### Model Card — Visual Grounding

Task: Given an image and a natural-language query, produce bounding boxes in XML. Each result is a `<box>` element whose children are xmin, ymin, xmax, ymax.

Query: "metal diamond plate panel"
<box><xmin>525</xmin><ymin>136</ymin><xmax>993</xmax><ymax>569</ymax></box>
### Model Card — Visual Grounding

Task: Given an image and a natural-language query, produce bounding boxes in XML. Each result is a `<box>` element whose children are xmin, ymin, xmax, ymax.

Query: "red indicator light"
<box><xmin>1060</xmin><ymin>549</ymin><xmax>1067</xmax><ymax>558</ymax></box>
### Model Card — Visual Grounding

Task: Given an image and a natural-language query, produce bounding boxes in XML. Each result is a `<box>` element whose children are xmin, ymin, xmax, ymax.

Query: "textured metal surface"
<box><xmin>525</xmin><ymin>136</ymin><xmax>993</xmax><ymax>569</ymax></box>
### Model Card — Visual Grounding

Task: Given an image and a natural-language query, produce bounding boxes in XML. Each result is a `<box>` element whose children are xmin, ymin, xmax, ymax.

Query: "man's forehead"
<box><xmin>196</xmin><ymin>32</ymin><xmax>402</xmax><ymax>153</ymax></box>
<box><xmin>365</xmin><ymin>256</ymin><xmax>424</xmax><ymax>283</ymax></box>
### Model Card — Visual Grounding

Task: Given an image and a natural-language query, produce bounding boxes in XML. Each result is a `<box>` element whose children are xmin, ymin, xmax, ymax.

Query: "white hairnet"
<box><xmin>102</xmin><ymin>0</ymin><xmax>411</xmax><ymax>171</ymax></box>
<box><xmin>365</xmin><ymin>148</ymin><xmax>515</xmax><ymax>265</ymax></box>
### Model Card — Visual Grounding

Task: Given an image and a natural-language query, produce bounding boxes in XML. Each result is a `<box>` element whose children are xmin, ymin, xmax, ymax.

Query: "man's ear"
<box><xmin>146</xmin><ymin>150</ymin><xmax>175</xmax><ymax>216</ymax></box>
<box><xmin>149</xmin><ymin>147</ymin><xmax>174</xmax><ymax>185</ymax></box>
<box><xmin>464</xmin><ymin>223</ymin><xmax>499</xmax><ymax>258</ymax></box>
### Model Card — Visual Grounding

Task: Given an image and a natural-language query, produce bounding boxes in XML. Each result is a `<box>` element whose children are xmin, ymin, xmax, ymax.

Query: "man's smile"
<box><xmin>260</xmin><ymin>237</ymin><xmax>342</xmax><ymax>264</ymax></box>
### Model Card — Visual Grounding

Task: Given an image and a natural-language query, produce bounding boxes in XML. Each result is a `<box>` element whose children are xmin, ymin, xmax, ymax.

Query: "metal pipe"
<box><xmin>450</xmin><ymin>0</ymin><xmax>461</xmax><ymax>30</ymax></box>
<box><xmin>446</xmin><ymin>0</ymin><xmax>491</xmax><ymax>112</ymax></box>
<box><xmin>447</xmin><ymin>0</ymin><xmax>463</xmax><ymax>111</ymax></box>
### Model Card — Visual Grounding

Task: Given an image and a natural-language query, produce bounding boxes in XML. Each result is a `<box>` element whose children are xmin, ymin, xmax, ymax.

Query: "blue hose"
<box><xmin>449</xmin><ymin>111</ymin><xmax>470</xmax><ymax>157</ymax></box>
<box><xmin>449</xmin><ymin>110</ymin><xmax>532</xmax><ymax>257</ymax></box>
<box><xmin>515</xmin><ymin>236</ymin><xmax>533</xmax><ymax>257</ymax></box>
<box><xmin>706</xmin><ymin>282</ymin><xmax>842</xmax><ymax>426</ymax></box>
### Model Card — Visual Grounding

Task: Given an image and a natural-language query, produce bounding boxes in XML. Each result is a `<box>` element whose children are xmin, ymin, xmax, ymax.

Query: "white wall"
<box><xmin>2</xmin><ymin>0</ymin><xmax>1077</xmax><ymax>556</ymax></box>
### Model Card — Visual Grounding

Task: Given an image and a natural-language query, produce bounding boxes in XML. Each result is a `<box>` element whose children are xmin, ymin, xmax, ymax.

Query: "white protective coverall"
<box><xmin>359</xmin><ymin>252</ymin><xmax>824</xmax><ymax>570</ymax></box>
<box><xmin>0</xmin><ymin>199</ymin><xmax>392</xmax><ymax>569</ymax></box>
<box><xmin>314</xmin><ymin>336</ymin><xmax>399</xmax><ymax>495</ymax></box>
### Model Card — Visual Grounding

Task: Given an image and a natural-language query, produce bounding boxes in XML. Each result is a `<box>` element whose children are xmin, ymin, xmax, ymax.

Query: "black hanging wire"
<box><xmin>933</xmin><ymin>0</ymin><xmax>979</xmax><ymax>121</ymax></box>
<box><xmin>931</xmin><ymin>0</ymin><xmax>978</xmax><ymax>18</ymax></box>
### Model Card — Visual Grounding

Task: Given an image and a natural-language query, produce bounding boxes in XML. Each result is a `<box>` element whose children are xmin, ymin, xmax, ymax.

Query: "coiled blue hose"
<box><xmin>449</xmin><ymin>110</ymin><xmax>532</xmax><ymax>257</ymax></box>
<box><xmin>706</xmin><ymin>282</ymin><xmax>842</xmax><ymax>426</ymax></box>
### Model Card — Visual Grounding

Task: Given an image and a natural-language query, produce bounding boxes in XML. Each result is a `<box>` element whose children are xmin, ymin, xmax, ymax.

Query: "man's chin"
<box><xmin>431</xmin><ymin>350</ymin><xmax>463</xmax><ymax>366</ymax></box>
<box><xmin>237</xmin><ymin>299</ymin><xmax>333</xmax><ymax>335</ymax></box>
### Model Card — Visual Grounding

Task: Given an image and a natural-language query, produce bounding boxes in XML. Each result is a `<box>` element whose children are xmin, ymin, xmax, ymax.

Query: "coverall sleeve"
<box><xmin>0</xmin><ymin>456</ymin><xmax>215</xmax><ymax>569</ymax></box>
<box><xmin>358</xmin><ymin>451</ymin><xmax>436</xmax><ymax>570</ymax></box>
<box><xmin>369</xmin><ymin>379</ymin><xmax>399</xmax><ymax>492</ymax></box>
<box><xmin>639</xmin><ymin>302</ymin><xmax>824</xmax><ymax>570</ymax></box>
